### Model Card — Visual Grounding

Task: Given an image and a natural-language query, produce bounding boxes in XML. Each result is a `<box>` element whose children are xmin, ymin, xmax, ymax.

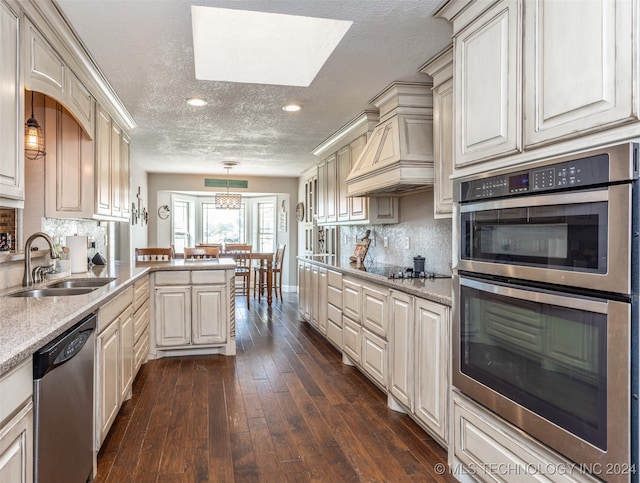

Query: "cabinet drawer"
<box><xmin>98</xmin><ymin>286</ymin><xmax>133</xmax><ymax>333</ymax></box>
<box><xmin>362</xmin><ymin>285</ymin><xmax>388</xmax><ymax>337</ymax></box>
<box><xmin>133</xmin><ymin>299</ymin><xmax>149</xmax><ymax>342</ymax></box>
<box><xmin>327</xmin><ymin>302</ymin><xmax>342</xmax><ymax>325</ymax></box>
<box><xmin>342</xmin><ymin>316</ymin><xmax>361</xmax><ymax>364</ymax></box>
<box><xmin>328</xmin><ymin>270</ymin><xmax>342</xmax><ymax>289</ymax></box>
<box><xmin>342</xmin><ymin>279</ymin><xmax>362</xmax><ymax>322</ymax></box>
<box><xmin>0</xmin><ymin>359</ymin><xmax>32</xmax><ymax>426</ymax></box>
<box><xmin>327</xmin><ymin>286</ymin><xmax>342</xmax><ymax>308</ymax></box>
<box><xmin>134</xmin><ymin>330</ymin><xmax>149</xmax><ymax>374</ymax></box>
<box><xmin>326</xmin><ymin>318</ymin><xmax>343</xmax><ymax>350</ymax></box>
<box><xmin>154</xmin><ymin>271</ymin><xmax>190</xmax><ymax>285</ymax></box>
<box><xmin>133</xmin><ymin>276</ymin><xmax>149</xmax><ymax>311</ymax></box>
<box><xmin>362</xmin><ymin>329</ymin><xmax>387</xmax><ymax>389</ymax></box>
<box><xmin>191</xmin><ymin>270</ymin><xmax>226</xmax><ymax>285</ymax></box>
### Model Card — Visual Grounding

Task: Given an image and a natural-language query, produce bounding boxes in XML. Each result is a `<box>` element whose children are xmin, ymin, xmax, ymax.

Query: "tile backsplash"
<box><xmin>0</xmin><ymin>209</ymin><xmax>16</xmax><ymax>251</ymax></box>
<box><xmin>42</xmin><ymin>218</ymin><xmax>108</xmax><ymax>260</ymax></box>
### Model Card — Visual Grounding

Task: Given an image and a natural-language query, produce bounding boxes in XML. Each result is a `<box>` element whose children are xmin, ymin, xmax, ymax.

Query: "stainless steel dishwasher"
<box><xmin>33</xmin><ymin>313</ymin><xmax>96</xmax><ymax>483</ymax></box>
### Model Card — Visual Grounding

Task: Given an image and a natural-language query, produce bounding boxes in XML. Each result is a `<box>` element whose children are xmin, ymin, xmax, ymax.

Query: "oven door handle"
<box><xmin>459</xmin><ymin>276</ymin><xmax>610</xmax><ymax>314</ymax></box>
<box><xmin>459</xmin><ymin>187</ymin><xmax>609</xmax><ymax>213</ymax></box>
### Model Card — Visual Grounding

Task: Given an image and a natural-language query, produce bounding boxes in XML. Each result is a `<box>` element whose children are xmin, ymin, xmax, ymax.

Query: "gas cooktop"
<box><xmin>359</xmin><ymin>265</ymin><xmax>450</xmax><ymax>280</ymax></box>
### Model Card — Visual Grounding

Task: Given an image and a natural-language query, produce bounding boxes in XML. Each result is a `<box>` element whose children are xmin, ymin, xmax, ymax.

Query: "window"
<box><xmin>172</xmin><ymin>199</ymin><xmax>191</xmax><ymax>254</ymax></box>
<box><xmin>201</xmin><ymin>202</ymin><xmax>245</xmax><ymax>243</ymax></box>
<box><xmin>256</xmin><ymin>201</ymin><xmax>275</xmax><ymax>253</ymax></box>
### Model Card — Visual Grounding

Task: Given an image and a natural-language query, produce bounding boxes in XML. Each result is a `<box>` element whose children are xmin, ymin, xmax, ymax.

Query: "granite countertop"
<box><xmin>0</xmin><ymin>258</ymin><xmax>236</xmax><ymax>376</ymax></box>
<box><xmin>298</xmin><ymin>255</ymin><xmax>453</xmax><ymax>306</ymax></box>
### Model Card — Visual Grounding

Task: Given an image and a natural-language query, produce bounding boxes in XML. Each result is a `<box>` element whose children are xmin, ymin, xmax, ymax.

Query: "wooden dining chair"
<box><xmin>184</xmin><ymin>246</ymin><xmax>220</xmax><ymax>259</ymax></box>
<box><xmin>135</xmin><ymin>247</ymin><xmax>173</xmax><ymax>262</ymax></box>
<box><xmin>253</xmin><ymin>244</ymin><xmax>286</xmax><ymax>302</ymax></box>
<box><xmin>223</xmin><ymin>243</ymin><xmax>252</xmax><ymax>305</ymax></box>
<box><xmin>196</xmin><ymin>243</ymin><xmax>223</xmax><ymax>250</ymax></box>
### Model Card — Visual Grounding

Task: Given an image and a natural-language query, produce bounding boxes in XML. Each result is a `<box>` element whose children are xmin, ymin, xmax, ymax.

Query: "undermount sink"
<box><xmin>48</xmin><ymin>278</ymin><xmax>115</xmax><ymax>289</ymax></box>
<box><xmin>7</xmin><ymin>287</ymin><xmax>98</xmax><ymax>297</ymax></box>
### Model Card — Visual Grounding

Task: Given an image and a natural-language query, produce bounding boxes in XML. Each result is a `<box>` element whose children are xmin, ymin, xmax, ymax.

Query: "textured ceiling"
<box><xmin>54</xmin><ymin>0</ymin><xmax>452</xmax><ymax>178</ymax></box>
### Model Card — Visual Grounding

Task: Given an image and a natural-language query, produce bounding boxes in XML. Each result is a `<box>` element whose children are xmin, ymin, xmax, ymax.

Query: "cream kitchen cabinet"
<box><xmin>133</xmin><ymin>275</ymin><xmax>150</xmax><ymax>375</ymax></box>
<box><xmin>421</xmin><ymin>46</ymin><xmax>454</xmax><ymax>218</ymax></box>
<box><xmin>44</xmin><ymin>96</ymin><xmax>95</xmax><ymax>218</ymax></box>
<box><xmin>0</xmin><ymin>0</ymin><xmax>23</xmax><ymax>208</ymax></box>
<box><xmin>0</xmin><ymin>359</ymin><xmax>32</xmax><ymax>483</ymax></box>
<box><xmin>313</xmin><ymin>111</ymin><xmax>399</xmax><ymax>226</ymax></box>
<box><xmin>24</xmin><ymin>17</ymin><xmax>94</xmax><ymax>136</ymax></box>
<box><xmin>452</xmin><ymin>0</ymin><xmax>522</xmax><ymax>166</ymax></box>
<box><xmin>523</xmin><ymin>0</ymin><xmax>637</xmax><ymax>147</ymax></box>
<box><xmin>95</xmin><ymin>104</ymin><xmax>130</xmax><ymax>221</ymax></box>
<box><xmin>317</xmin><ymin>267</ymin><xmax>328</xmax><ymax>335</ymax></box>
<box><xmin>389</xmin><ymin>290</ymin><xmax>450</xmax><ymax>446</ymax></box>
<box><xmin>96</xmin><ymin>285</ymin><xmax>134</xmax><ymax>448</ymax></box>
<box><xmin>309</xmin><ymin>264</ymin><xmax>320</xmax><ymax>329</ymax></box>
<box><xmin>152</xmin><ymin>270</ymin><xmax>234</xmax><ymax>357</ymax></box>
<box><xmin>326</xmin><ymin>269</ymin><xmax>343</xmax><ymax>349</ymax></box>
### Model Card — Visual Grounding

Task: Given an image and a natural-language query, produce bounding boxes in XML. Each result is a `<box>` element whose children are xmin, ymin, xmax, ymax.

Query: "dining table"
<box><xmin>221</xmin><ymin>251</ymin><xmax>275</xmax><ymax>306</ymax></box>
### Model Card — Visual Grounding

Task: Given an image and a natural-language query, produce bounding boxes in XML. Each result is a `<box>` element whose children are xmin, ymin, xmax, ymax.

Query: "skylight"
<box><xmin>191</xmin><ymin>6</ymin><xmax>352</xmax><ymax>87</ymax></box>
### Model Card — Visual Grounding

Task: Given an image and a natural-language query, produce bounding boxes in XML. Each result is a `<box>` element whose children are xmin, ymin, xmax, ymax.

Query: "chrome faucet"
<box><xmin>23</xmin><ymin>232</ymin><xmax>59</xmax><ymax>287</ymax></box>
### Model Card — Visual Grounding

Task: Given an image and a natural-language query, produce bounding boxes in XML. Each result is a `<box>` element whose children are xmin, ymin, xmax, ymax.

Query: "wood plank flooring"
<box><xmin>94</xmin><ymin>293</ymin><xmax>455</xmax><ymax>482</ymax></box>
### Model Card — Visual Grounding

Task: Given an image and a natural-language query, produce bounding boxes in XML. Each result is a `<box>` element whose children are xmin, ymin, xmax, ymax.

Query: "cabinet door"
<box><xmin>298</xmin><ymin>262</ymin><xmax>307</xmax><ymax>318</ymax></box>
<box><xmin>524</xmin><ymin>0</ymin><xmax>635</xmax><ymax>147</ymax></box>
<box><xmin>110</xmin><ymin>121</ymin><xmax>122</xmax><ymax>218</ymax></box>
<box><xmin>433</xmin><ymin>78</ymin><xmax>454</xmax><ymax>218</ymax></box>
<box><xmin>325</xmin><ymin>154</ymin><xmax>337</xmax><ymax>223</ymax></box>
<box><xmin>97</xmin><ymin>320</ymin><xmax>119</xmax><ymax>445</ymax></box>
<box><xmin>414</xmin><ymin>298</ymin><xmax>449</xmax><ymax>443</ymax></box>
<box><xmin>310</xmin><ymin>265</ymin><xmax>319</xmax><ymax>328</ymax></box>
<box><xmin>192</xmin><ymin>285</ymin><xmax>226</xmax><ymax>344</ymax></box>
<box><xmin>119</xmin><ymin>309</ymin><xmax>134</xmax><ymax>402</ymax></box>
<box><xmin>44</xmin><ymin>97</ymin><xmax>94</xmax><ymax>218</ymax></box>
<box><xmin>389</xmin><ymin>291</ymin><xmax>413</xmax><ymax>409</ymax></box>
<box><xmin>337</xmin><ymin>145</ymin><xmax>351</xmax><ymax>222</ymax></box>
<box><xmin>316</xmin><ymin>159</ymin><xmax>326</xmax><ymax>223</ymax></box>
<box><xmin>317</xmin><ymin>268</ymin><xmax>328</xmax><ymax>335</ymax></box>
<box><xmin>120</xmin><ymin>133</ymin><xmax>130</xmax><ymax>219</ymax></box>
<box><xmin>95</xmin><ymin>106</ymin><xmax>111</xmax><ymax>216</ymax></box>
<box><xmin>155</xmin><ymin>286</ymin><xmax>190</xmax><ymax>347</ymax></box>
<box><xmin>0</xmin><ymin>403</ymin><xmax>32</xmax><ymax>483</ymax></box>
<box><xmin>0</xmin><ymin>2</ymin><xmax>23</xmax><ymax>204</ymax></box>
<box><xmin>455</xmin><ymin>0</ymin><xmax>522</xmax><ymax>166</ymax></box>
<box><xmin>349</xmin><ymin>135</ymin><xmax>368</xmax><ymax>221</ymax></box>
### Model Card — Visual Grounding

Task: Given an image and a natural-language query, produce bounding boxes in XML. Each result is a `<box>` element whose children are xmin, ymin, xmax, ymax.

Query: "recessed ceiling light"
<box><xmin>191</xmin><ymin>6</ymin><xmax>352</xmax><ymax>87</ymax></box>
<box><xmin>282</xmin><ymin>103</ymin><xmax>302</xmax><ymax>112</ymax></box>
<box><xmin>186</xmin><ymin>97</ymin><xmax>207</xmax><ymax>107</ymax></box>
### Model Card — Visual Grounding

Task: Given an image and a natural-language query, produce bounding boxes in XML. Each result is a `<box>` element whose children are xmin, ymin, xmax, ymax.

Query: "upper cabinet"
<box><xmin>421</xmin><ymin>46</ymin><xmax>454</xmax><ymax>218</ymax></box>
<box><xmin>452</xmin><ymin>0</ymin><xmax>523</xmax><ymax>166</ymax></box>
<box><xmin>436</xmin><ymin>0</ymin><xmax>639</xmax><ymax>172</ymax></box>
<box><xmin>0</xmin><ymin>0</ymin><xmax>24</xmax><ymax>208</ymax></box>
<box><xmin>523</xmin><ymin>0</ymin><xmax>636</xmax><ymax>147</ymax></box>
<box><xmin>24</xmin><ymin>17</ymin><xmax>94</xmax><ymax>137</ymax></box>
<box><xmin>313</xmin><ymin>111</ymin><xmax>399</xmax><ymax>226</ymax></box>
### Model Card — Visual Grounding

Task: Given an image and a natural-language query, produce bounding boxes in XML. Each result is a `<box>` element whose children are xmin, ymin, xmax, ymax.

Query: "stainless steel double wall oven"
<box><xmin>453</xmin><ymin>143</ymin><xmax>639</xmax><ymax>480</ymax></box>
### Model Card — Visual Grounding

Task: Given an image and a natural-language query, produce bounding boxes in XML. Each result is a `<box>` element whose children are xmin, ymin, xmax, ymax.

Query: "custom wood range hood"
<box><xmin>345</xmin><ymin>82</ymin><xmax>434</xmax><ymax>197</ymax></box>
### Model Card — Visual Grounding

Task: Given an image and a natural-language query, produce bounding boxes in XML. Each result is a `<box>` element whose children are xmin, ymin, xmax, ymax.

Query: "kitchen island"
<box><xmin>0</xmin><ymin>258</ymin><xmax>236</xmax><ymax>376</ymax></box>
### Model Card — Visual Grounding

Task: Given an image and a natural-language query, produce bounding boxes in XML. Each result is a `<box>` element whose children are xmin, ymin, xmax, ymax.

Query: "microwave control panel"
<box><xmin>459</xmin><ymin>153</ymin><xmax>610</xmax><ymax>202</ymax></box>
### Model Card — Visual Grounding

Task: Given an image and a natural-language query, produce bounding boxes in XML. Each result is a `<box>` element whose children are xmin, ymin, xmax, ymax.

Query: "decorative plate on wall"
<box><xmin>295</xmin><ymin>202</ymin><xmax>305</xmax><ymax>222</ymax></box>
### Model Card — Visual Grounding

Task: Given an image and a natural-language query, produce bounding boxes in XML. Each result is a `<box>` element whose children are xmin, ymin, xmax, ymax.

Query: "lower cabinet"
<box><xmin>133</xmin><ymin>275</ymin><xmax>150</xmax><ymax>375</ymax></box>
<box><xmin>389</xmin><ymin>290</ymin><xmax>450</xmax><ymax>446</ymax></box>
<box><xmin>0</xmin><ymin>359</ymin><xmax>33</xmax><ymax>483</ymax></box>
<box><xmin>96</xmin><ymin>286</ymin><xmax>134</xmax><ymax>448</ymax></box>
<box><xmin>151</xmin><ymin>269</ymin><xmax>235</xmax><ymax>357</ymax></box>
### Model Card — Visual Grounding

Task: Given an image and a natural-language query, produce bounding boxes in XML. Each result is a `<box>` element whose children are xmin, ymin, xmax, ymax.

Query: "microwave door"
<box><xmin>457</xmin><ymin>184</ymin><xmax>631</xmax><ymax>295</ymax></box>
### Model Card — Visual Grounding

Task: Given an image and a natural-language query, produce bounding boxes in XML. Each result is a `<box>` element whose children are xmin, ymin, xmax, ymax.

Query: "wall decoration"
<box><xmin>131</xmin><ymin>202</ymin><xmax>138</xmax><ymax>225</ymax></box>
<box><xmin>278</xmin><ymin>211</ymin><xmax>287</xmax><ymax>232</ymax></box>
<box><xmin>158</xmin><ymin>204</ymin><xmax>170</xmax><ymax>220</ymax></box>
<box><xmin>295</xmin><ymin>202</ymin><xmax>305</xmax><ymax>222</ymax></box>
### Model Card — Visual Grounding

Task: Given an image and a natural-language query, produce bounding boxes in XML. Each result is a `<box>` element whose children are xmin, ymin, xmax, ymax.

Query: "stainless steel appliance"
<box><xmin>453</xmin><ymin>143</ymin><xmax>638</xmax><ymax>480</ymax></box>
<box><xmin>33</xmin><ymin>314</ymin><xmax>96</xmax><ymax>483</ymax></box>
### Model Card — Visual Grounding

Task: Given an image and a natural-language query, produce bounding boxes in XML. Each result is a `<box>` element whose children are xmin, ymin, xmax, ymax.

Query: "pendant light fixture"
<box><xmin>214</xmin><ymin>161</ymin><xmax>242</xmax><ymax>209</ymax></box>
<box><xmin>25</xmin><ymin>91</ymin><xmax>46</xmax><ymax>160</ymax></box>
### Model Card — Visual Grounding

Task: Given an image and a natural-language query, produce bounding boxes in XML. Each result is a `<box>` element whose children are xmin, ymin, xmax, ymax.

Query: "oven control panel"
<box><xmin>458</xmin><ymin>153</ymin><xmax>610</xmax><ymax>202</ymax></box>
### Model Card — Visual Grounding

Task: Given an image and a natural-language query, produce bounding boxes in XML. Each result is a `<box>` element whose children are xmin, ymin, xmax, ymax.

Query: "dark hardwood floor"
<box><xmin>94</xmin><ymin>293</ymin><xmax>455</xmax><ymax>482</ymax></box>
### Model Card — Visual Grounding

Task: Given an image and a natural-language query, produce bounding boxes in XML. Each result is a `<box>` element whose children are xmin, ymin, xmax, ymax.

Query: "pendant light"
<box><xmin>214</xmin><ymin>161</ymin><xmax>242</xmax><ymax>209</ymax></box>
<box><xmin>25</xmin><ymin>91</ymin><xmax>46</xmax><ymax>160</ymax></box>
